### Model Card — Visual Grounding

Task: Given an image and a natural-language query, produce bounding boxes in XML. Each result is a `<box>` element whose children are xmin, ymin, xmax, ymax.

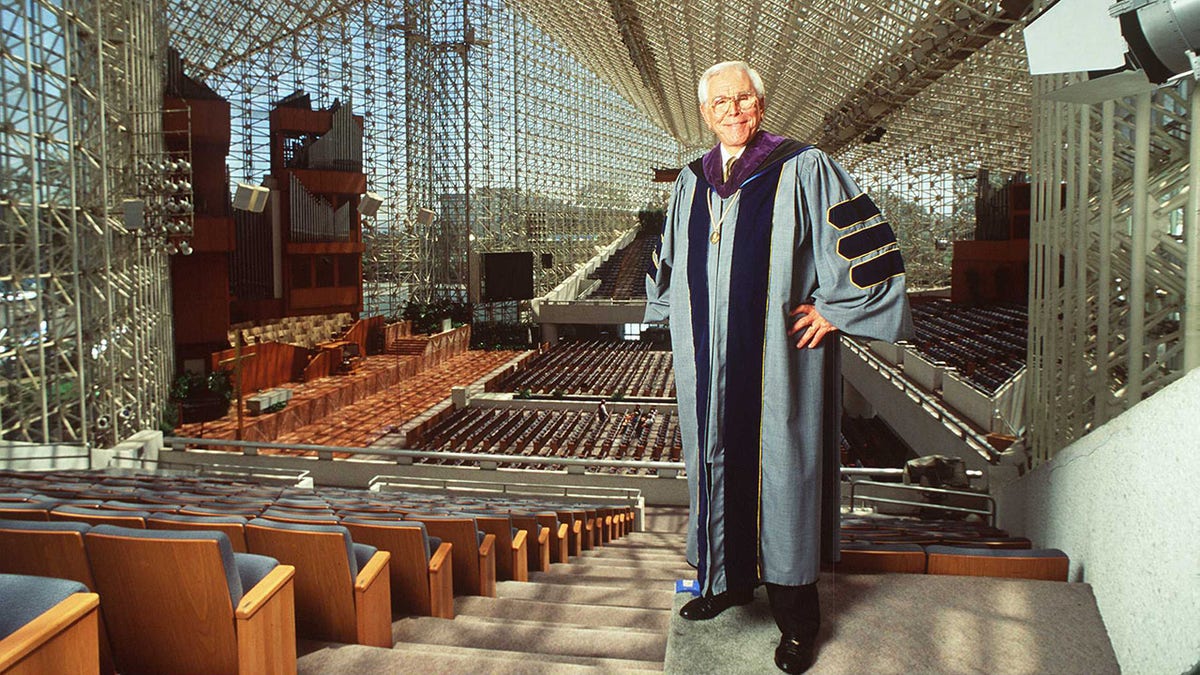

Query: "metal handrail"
<box><xmin>842</xmin><ymin>338</ymin><xmax>998</xmax><ymax>462</ymax></box>
<box><xmin>846</xmin><ymin>479</ymin><xmax>995</xmax><ymax>526</ymax></box>
<box><xmin>165</xmin><ymin>436</ymin><xmax>687</xmax><ymax>474</ymax></box>
<box><xmin>156</xmin><ymin>459</ymin><xmax>312</xmax><ymax>486</ymax></box>
<box><xmin>539</xmin><ymin>298</ymin><xmax>647</xmax><ymax>306</ymax></box>
<box><xmin>841</xmin><ymin>467</ymin><xmax>984</xmax><ymax>480</ymax></box>
<box><xmin>368</xmin><ymin>474</ymin><xmax>642</xmax><ymax>505</ymax></box>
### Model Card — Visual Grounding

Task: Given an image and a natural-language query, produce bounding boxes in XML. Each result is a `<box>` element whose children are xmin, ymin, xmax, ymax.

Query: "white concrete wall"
<box><xmin>994</xmin><ymin>369</ymin><xmax>1200</xmax><ymax>675</ymax></box>
<box><xmin>159</xmin><ymin>450</ymin><xmax>690</xmax><ymax>506</ymax></box>
<box><xmin>0</xmin><ymin>442</ymin><xmax>91</xmax><ymax>471</ymax></box>
<box><xmin>841</xmin><ymin>346</ymin><xmax>992</xmax><ymax>476</ymax></box>
<box><xmin>941</xmin><ymin>372</ymin><xmax>994</xmax><ymax>431</ymax></box>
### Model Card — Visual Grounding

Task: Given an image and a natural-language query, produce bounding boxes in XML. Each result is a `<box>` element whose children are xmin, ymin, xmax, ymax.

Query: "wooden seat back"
<box><xmin>343</xmin><ymin>518</ymin><xmax>454</xmax><ymax>618</ymax></box>
<box><xmin>554</xmin><ymin>510</ymin><xmax>585</xmax><ymax>557</ymax></box>
<box><xmin>84</xmin><ymin>528</ymin><xmax>241</xmax><ymax>674</ymax></box>
<box><xmin>470</xmin><ymin>513</ymin><xmax>528</xmax><ymax>582</ymax></box>
<box><xmin>0</xmin><ymin>522</ymin><xmax>98</xmax><ymax>590</ymax></box>
<box><xmin>50</xmin><ymin>507</ymin><xmax>147</xmax><ymax>529</ymax></box>
<box><xmin>245</xmin><ymin>520</ymin><xmax>360</xmax><ymax>643</ymax></box>
<box><xmin>926</xmin><ymin>546</ymin><xmax>1069</xmax><ymax>581</ymax></box>
<box><xmin>146</xmin><ymin>514</ymin><xmax>249</xmax><ymax>553</ymax></box>
<box><xmin>406</xmin><ymin>515</ymin><xmax>494</xmax><ymax>597</ymax></box>
<box><xmin>836</xmin><ymin>543</ymin><xmax>927</xmax><ymax>574</ymax></box>
<box><xmin>0</xmin><ymin>504</ymin><xmax>54</xmax><ymax>521</ymax></box>
<box><xmin>509</xmin><ymin>514</ymin><xmax>551</xmax><ymax>573</ymax></box>
<box><xmin>0</xmin><ymin>521</ymin><xmax>114</xmax><ymax>675</ymax></box>
<box><xmin>534</xmin><ymin>512</ymin><xmax>569</xmax><ymax>564</ymax></box>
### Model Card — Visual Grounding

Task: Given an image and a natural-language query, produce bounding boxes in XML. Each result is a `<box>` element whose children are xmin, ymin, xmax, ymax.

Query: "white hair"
<box><xmin>697</xmin><ymin>61</ymin><xmax>765</xmax><ymax>104</ymax></box>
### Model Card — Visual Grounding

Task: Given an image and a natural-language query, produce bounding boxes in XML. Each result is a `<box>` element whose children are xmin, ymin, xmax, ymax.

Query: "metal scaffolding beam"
<box><xmin>2</xmin><ymin>0</ymin><xmax>174</xmax><ymax>446</ymax></box>
<box><xmin>1028</xmin><ymin>73</ymin><xmax>1197</xmax><ymax>463</ymax></box>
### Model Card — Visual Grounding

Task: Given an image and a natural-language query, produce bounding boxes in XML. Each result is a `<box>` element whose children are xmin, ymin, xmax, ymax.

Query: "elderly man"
<box><xmin>645</xmin><ymin>61</ymin><xmax>912</xmax><ymax>673</ymax></box>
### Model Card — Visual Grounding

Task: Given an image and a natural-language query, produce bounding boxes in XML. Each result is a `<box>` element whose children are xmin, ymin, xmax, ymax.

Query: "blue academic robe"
<box><xmin>645</xmin><ymin>134</ymin><xmax>913</xmax><ymax>593</ymax></box>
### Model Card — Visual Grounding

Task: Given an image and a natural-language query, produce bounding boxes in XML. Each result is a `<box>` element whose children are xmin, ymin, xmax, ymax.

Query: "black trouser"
<box><xmin>765</xmin><ymin>582</ymin><xmax>820</xmax><ymax>638</ymax></box>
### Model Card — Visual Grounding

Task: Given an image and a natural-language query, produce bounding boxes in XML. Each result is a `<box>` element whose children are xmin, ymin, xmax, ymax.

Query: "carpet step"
<box><xmin>299</xmin><ymin>640</ymin><xmax>662</xmax><ymax>674</ymax></box>
<box><xmin>542</xmin><ymin>563</ymin><xmax>686</xmax><ymax>581</ymax></box>
<box><xmin>623</xmin><ymin>532</ymin><xmax>687</xmax><ymax>543</ymax></box>
<box><xmin>431</xmin><ymin>612</ymin><xmax>664</xmax><ymax>635</ymax></box>
<box><xmin>495</xmin><ymin>580</ymin><xmax>676</xmax><ymax>609</ymax></box>
<box><xmin>531</xmin><ymin>570</ymin><xmax>682</xmax><ymax>589</ymax></box>
<box><xmin>455</xmin><ymin>596</ymin><xmax>671</xmax><ymax>631</ymax></box>
<box><xmin>602</xmin><ymin>539</ymin><xmax>686</xmax><ymax>553</ymax></box>
<box><xmin>566</xmin><ymin>550</ymin><xmax>691</xmax><ymax>564</ymax></box>
<box><xmin>392</xmin><ymin>615</ymin><xmax>667</xmax><ymax>662</ymax></box>
<box><xmin>583</xmin><ymin>548</ymin><xmax>687</xmax><ymax>561</ymax></box>
<box><xmin>664</xmin><ymin>574</ymin><xmax>1120</xmax><ymax>674</ymax></box>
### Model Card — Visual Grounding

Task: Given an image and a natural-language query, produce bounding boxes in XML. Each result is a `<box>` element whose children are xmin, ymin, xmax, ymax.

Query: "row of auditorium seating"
<box><xmin>497</xmin><ymin>340</ymin><xmax>676</xmax><ymax>398</ymax></box>
<box><xmin>908</xmin><ymin>299</ymin><xmax>1027</xmax><ymax>394</ymax></box>
<box><xmin>182</xmin><ymin>349</ymin><xmax>520</xmax><ymax>449</ymax></box>
<box><xmin>0</xmin><ymin>470</ymin><xmax>637</xmax><ymax>674</ymax></box>
<box><xmin>0</xmin><ymin>477</ymin><xmax>632</xmax><ymax>590</ymax></box>
<box><xmin>413</xmin><ymin>406</ymin><xmax>682</xmax><ymax>472</ymax></box>
<box><xmin>834</xmin><ymin>514</ymin><xmax>1068</xmax><ymax>581</ymax></box>
<box><xmin>586</xmin><ymin>232</ymin><xmax>657</xmax><ymax>300</ymax></box>
<box><xmin>228</xmin><ymin>311</ymin><xmax>354</xmax><ymax>349</ymax></box>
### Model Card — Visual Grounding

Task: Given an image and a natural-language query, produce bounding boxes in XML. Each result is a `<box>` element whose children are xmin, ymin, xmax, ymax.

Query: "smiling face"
<box><xmin>700</xmin><ymin>67</ymin><xmax>764</xmax><ymax>153</ymax></box>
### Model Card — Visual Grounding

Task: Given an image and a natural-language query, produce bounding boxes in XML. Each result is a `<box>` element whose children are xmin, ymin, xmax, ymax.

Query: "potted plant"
<box><xmin>171</xmin><ymin>370</ymin><xmax>234</xmax><ymax>424</ymax></box>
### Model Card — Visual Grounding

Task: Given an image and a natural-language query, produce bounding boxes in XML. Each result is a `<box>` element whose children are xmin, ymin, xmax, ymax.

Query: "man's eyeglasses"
<box><xmin>708</xmin><ymin>92</ymin><xmax>758</xmax><ymax>115</ymax></box>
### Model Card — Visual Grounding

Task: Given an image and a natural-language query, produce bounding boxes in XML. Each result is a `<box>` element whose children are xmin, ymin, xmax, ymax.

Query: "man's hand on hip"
<box><xmin>788</xmin><ymin>304</ymin><xmax>838</xmax><ymax>349</ymax></box>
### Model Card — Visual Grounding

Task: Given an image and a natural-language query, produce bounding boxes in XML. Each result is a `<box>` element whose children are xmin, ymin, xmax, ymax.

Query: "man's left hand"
<box><xmin>788</xmin><ymin>304</ymin><xmax>838</xmax><ymax>349</ymax></box>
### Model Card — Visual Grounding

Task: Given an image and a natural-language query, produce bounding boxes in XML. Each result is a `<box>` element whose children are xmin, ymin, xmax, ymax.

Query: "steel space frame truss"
<box><xmin>1</xmin><ymin>0</ymin><xmax>174</xmax><ymax>447</ymax></box>
<box><xmin>188</xmin><ymin>0</ymin><xmax>678</xmax><ymax>311</ymax></box>
<box><xmin>1027</xmin><ymin>75</ymin><xmax>1200</xmax><ymax>463</ymax></box>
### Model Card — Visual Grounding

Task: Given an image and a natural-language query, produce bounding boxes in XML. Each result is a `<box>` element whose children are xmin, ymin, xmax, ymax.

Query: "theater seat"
<box><xmin>925</xmin><ymin>545</ymin><xmax>1069</xmax><ymax>581</ymax></box>
<box><xmin>405</xmin><ymin>515</ymin><xmax>496</xmax><ymax>597</ymax></box>
<box><xmin>0</xmin><ymin>520</ymin><xmax>114</xmax><ymax>675</ymax></box>
<box><xmin>0</xmin><ymin>574</ymin><xmax>99</xmax><ymax>675</ymax></box>
<box><xmin>508</xmin><ymin>514</ymin><xmax>551</xmax><ymax>573</ymax></box>
<box><xmin>146</xmin><ymin>512</ymin><xmax>250</xmax><ymax>553</ymax></box>
<box><xmin>342</xmin><ymin>517</ymin><xmax>454</xmax><ymax>618</ymax></box>
<box><xmin>49</xmin><ymin>506</ymin><xmax>149</xmax><ymax>529</ymax></box>
<box><xmin>84</xmin><ymin>525</ymin><xmax>297</xmax><ymax>675</ymax></box>
<box><xmin>836</xmin><ymin>541</ymin><xmax>927</xmax><ymax>574</ymax></box>
<box><xmin>554</xmin><ymin>510</ymin><xmax>586</xmax><ymax>558</ymax></box>
<box><xmin>244</xmin><ymin>518</ymin><xmax>392</xmax><ymax>647</ymax></box>
<box><xmin>465</xmin><ymin>513</ymin><xmax>528</xmax><ymax>582</ymax></box>
<box><xmin>0</xmin><ymin>502</ymin><xmax>57</xmax><ymax>522</ymax></box>
<box><xmin>533</xmin><ymin>512</ymin><xmax>570</xmax><ymax>564</ymax></box>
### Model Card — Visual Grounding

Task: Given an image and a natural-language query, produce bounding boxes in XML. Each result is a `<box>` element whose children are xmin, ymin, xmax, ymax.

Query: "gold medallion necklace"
<box><xmin>706</xmin><ymin>189</ymin><xmax>740</xmax><ymax>245</ymax></box>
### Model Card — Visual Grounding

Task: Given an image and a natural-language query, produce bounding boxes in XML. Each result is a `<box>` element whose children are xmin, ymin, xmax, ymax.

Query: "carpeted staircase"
<box><xmin>297</xmin><ymin>510</ymin><xmax>689</xmax><ymax>674</ymax></box>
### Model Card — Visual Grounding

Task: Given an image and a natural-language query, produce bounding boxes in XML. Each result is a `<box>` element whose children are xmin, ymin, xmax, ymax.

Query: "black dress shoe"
<box><xmin>678</xmin><ymin>589</ymin><xmax>753</xmax><ymax>620</ymax></box>
<box><xmin>774</xmin><ymin>633</ymin><xmax>816</xmax><ymax>673</ymax></box>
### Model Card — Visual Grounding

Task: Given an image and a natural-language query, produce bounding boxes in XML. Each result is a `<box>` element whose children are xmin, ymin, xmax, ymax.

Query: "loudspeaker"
<box><xmin>359</xmin><ymin>191</ymin><xmax>383</xmax><ymax>217</ymax></box>
<box><xmin>416</xmin><ymin>208</ymin><xmax>436</xmax><ymax>226</ymax></box>
<box><xmin>541</xmin><ymin>252</ymin><xmax>553</xmax><ymax>269</ymax></box>
<box><xmin>122</xmin><ymin>199</ymin><xmax>145</xmax><ymax>230</ymax></box>
<box><xmin>233</xmin><ymin>182</ymin><xmax>270</xmax><ymax>213</ymax></box>
<box><xmin>482</xmin><ymin>251</ymin><xmax>535</xmax><ymax>301</ymax></box>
